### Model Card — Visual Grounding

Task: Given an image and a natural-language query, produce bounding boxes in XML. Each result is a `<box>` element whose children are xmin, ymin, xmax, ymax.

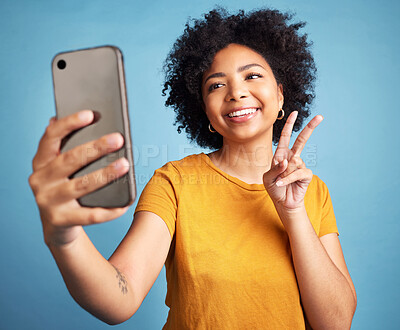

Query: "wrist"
<box><xmin>44</xmin><ymin>225</ymin><xmax>84</xmax><ymax>250</ymax></box>
<box><xmin>275</xmin><ymin>202</ymin><xmax>306</xmax><ymax>219</ymax></box>
<box><xmin>274</xmin><ymin>203</ymin><xmax>308</xmax><ymax>232</ymax></box>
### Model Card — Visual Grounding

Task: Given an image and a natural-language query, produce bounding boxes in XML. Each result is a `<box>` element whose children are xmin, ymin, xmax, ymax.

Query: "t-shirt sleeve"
<box><xmin>134</xmin><ymin>162</ymin><xmax>181</xmax><ymax>238</ymax></box>
<box><xmin>317</xmin><ymin>177</ymin><xmax>339</xmax><ymax>237</ymax></box>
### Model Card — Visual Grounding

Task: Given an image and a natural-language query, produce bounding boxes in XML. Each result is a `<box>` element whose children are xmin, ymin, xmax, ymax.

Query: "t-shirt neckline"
<box><xmin>200</xmin><ymin>153</ymin><xmax>266</xmax><ymax>191</ymax></box>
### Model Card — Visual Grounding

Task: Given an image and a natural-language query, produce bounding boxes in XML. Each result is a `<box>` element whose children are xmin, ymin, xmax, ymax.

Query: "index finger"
<box><xmin>291</xmin><ymin>115</ymin><xmax>323</xmax><ymax>156</ymax></box>
<box><xmin>32</xmin><ymin>110</ymin><xmax>94</xmax><ymax>171</ymax></box>
<box><xmin>276</xmin><ymin>111</ymin><xmax>298</xmax><ymax>151</ymax></box>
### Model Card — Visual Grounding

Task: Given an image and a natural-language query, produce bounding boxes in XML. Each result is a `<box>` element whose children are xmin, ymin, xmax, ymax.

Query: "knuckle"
<box><xmin>289</xmin><ymin>154</ymin><xmax>303</xmax><ymax>168</ymax></box>
<box><xmin>92</xmin><ymin>139</ymin><xmax>103</xmax><ymax>154</ymax></box>
<box><xmin>28</xmin><ymin>173</ymin><xmax>38</xmax><ymax>191</ymax></box>
<box><xmin>297</xmin><ymin>134</ymin><xmax>306</xmax><ymax>143</ymax></box>
<box><xmin>87</xmin><ymin>211</ymin><xmax>100</xmax><ymax>224</ymax></box>
<box><xmin>29</xmin><ymin>172</ymin><xmax>47</xmax><ymax>194</ymax></box>
<box><xmin>86</xmin><ymin>139</ymin><xmax>104</xmax><ymax>160</ymax></box>
<box><xmin>44</xmin><ymin>124</ymin><xmax>54</xmax><ymax>139</ymax></box>
<box><xmin>104</xmin><ymin>167</ymin><xmax>118</xmax><ymax>185</ymax></box>
<box><xmin>107</xmin><ymin>164</ymin><xmax>120</xmax><ymax>179</ymax></box>
<box><xmin>62</xmin><ymin>149</ymin><xmax>78</xmax><ymax>165</ymax></box>
<box><xmin>35</xmin><ymin>192</ymin><xmax>49</xmax><ymax>208</ymax></box>
<box><xmin>96</xmin><ymin>138</ymin><xmax>108</xmax><ymax>154</ymax></box>
<box><xmin>73</xmin><ymin>175</ymin><xmax>91</xmax><ymax>192</ymax></box>
<box><xmin>287</xmin><ymin>160</ymin><xmax>297</xmax><ymax>171</ymax></box>
<box><xmin>307</xmin><ymin>121</ymin><xmax>316</xmax><ymax>129</ymax></box>
<box><xmin>294</xmin><ymin>156</ymin><xmax>304</xmax><ymax>167</ymax></box>
<box><xmin>93</xmin><ymin>170</ymin><xmax>107</xmax><ymax>186</ymax></box>
<box><xmin>303</xmin><ymin>168</ymin><xmax>313</xmax><ymax>178</ymax></box>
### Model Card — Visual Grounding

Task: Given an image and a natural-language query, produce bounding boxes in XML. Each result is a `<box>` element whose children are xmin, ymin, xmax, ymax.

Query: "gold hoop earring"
<box><xmin>208</xmin><ymin>123</ymin><xmax>216</xmax><ymax>133</ymax></box>
<box><xmin>277</xmin><ymin>108</ymin><xmax>285</xmax><ymax>120</ymax></box>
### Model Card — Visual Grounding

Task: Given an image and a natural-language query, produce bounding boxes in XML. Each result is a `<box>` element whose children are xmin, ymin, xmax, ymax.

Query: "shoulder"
<box><xmin>305</xmin><ymin>175</ymin><xmax>337</xmax><ymax>232</ymax></box>
<box><xmin>157</xmin><ymin>153</ymin><xmax>206</xmax><ymax>174</ymax></box>
<box><xmin>151</xmin><ymin>153</ymin><xmax>206</xmax><ymax>182</ymax></box>
<box><xmin>308</xmin><ymin>174</ymin><xmax>330</xmax><ymax>194</ymax></box>
<box><xmin>169</xmin><ymin>153</ymin><xmax>205</xmax><ymax>168</ymax></box>
<box><xmin>305</xmin><ymin>175</ymin><xmax>333</xmax><ymax>206</ymax></box>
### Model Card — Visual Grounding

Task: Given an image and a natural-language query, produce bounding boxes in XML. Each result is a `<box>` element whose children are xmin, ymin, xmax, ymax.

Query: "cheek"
<box><xmin>204</xmin><ymin>95</ymin><xmax>222</xmax><ymax>116</ymax></box>
<box><xmin>257</xmin><ymin>86</ymin><xmax>280</xmax><ymax>107</ymax></box>
<box><xmin>203</xmin><ymin>104</ymin><xmax>216</xmax><ymax>122</ymax></box>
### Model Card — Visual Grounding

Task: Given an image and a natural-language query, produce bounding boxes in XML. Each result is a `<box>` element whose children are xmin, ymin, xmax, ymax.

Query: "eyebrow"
<box><xmin>203</xmin><ymin>63</ymin><xmax>266</xmax><ymax>85</ymax></box>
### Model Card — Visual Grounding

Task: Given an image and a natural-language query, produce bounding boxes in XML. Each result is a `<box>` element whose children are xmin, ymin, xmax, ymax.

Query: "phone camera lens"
<box><xmin>57</xmin><ymin>60</ymin><xmax>66</xmax><ymax>70</ymax></box>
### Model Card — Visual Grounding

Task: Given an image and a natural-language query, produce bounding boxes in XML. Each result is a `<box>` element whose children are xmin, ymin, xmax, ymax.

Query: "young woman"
<box><xmin>29</xmin><ymin>8</ymin><xmax>357</xmax><ymax>329</ymax></box>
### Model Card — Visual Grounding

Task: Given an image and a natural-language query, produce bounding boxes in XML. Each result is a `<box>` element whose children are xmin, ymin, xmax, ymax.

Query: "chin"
<box><xmin>224</xmin><ymin>128</ymin><xmax>271</xmax><ymax>146</ymax></box>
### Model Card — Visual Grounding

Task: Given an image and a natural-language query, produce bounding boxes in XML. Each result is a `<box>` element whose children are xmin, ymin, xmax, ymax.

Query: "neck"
<box><xmin>209</xmin><ymin>135</ymin><xmax>274</xmax><ymax>184</ymax></box>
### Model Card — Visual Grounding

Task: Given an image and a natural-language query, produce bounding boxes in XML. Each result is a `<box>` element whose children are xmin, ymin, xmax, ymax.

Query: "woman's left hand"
<box><xmin>263</xmin><ymin>111</ymin><xmax>323</xmax><ymax>211</ymax></box>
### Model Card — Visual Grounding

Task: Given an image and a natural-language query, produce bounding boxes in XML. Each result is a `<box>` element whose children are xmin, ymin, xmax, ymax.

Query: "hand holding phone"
<box><xmin>52</xmin><ymin>46</ymin><xmax>136</xmax><ymax>208</ymax></box>
<box><xmin>29</xmin><ymin>111</ymin><xmax>130</xmax><ymax>247</ymax></box>
<box><xmin>29</xmin><ymin>46</ymin><xmax>136</xmax><ymax>247</ymax></box>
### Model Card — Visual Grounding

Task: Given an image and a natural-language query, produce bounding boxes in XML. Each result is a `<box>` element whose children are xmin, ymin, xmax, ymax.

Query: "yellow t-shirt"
<box><xmin>134</xmin><ymin>153</ymin><xmax>338</xmax><ymax>329</ymax></box>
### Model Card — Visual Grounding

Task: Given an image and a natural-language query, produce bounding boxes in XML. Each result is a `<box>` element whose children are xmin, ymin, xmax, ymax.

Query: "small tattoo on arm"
<box><xmin>112</xmin><ymin>265</ymin><xmax>128</xmax><ymax>295</ymax></box>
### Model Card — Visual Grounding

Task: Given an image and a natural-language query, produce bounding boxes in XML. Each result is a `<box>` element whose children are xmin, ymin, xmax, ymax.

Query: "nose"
<box><xmin>225</xmin><ymin>79</ymin><xmax>249</xmax><ymax>102</ymax></box>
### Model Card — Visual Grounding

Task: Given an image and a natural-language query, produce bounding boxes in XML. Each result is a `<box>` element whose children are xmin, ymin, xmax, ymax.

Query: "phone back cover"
<box><xmin>52</xmin><ymin>46</ymin><xmax>136</xmax><ymax>207</ymax></box>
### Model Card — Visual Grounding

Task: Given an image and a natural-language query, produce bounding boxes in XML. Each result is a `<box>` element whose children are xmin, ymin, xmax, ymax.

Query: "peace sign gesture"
<box><xmin>263</xmin><ymin>111</ymin><xmax>323</xmax><ymax>210</ymax></box>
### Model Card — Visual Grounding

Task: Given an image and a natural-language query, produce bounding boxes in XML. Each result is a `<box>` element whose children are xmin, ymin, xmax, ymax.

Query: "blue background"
<box><xmin>1</xmin><ymin>0</ymin><xmax>399</xmax><ymax>329</ymax></box>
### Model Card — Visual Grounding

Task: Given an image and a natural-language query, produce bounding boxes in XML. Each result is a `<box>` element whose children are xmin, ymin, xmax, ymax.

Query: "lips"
<box><xmin>227</xmin><ymin>107</ymin><xmax>259</xmax><ymax>118</ymax></box>
<box><xmin>225</xmin><ymin>107</ymin><xmax>260</xmax><ymax>123</ymax></box>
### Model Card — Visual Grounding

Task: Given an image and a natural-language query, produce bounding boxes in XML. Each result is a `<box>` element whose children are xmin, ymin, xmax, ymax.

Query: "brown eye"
<box><xmin>208</xmin><ymin>82</ymin><xmax>224</xmax><ymax>92</ymax></box>
<box><xmin>246</xmin><ymin>73</ymin><xmax>263</xmax><ymax>80</ymax></box>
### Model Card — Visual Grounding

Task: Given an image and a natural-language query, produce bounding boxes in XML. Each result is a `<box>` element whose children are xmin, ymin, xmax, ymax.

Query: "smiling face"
<box><xmin>202</xmin><ymin>43</ymin><xmax>284</xmax><ymax>146</ymax></box>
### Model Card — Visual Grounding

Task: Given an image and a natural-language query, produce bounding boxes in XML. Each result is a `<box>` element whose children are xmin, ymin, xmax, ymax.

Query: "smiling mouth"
<box><xmin>227</xmin><ymin>108</ymin><xmax>260</xmax><ymax>118</ymax></box>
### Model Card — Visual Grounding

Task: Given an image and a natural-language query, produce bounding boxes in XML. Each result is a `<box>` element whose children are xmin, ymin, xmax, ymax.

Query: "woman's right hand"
<box><xmin>29</xmin><ymin>110</ymin><xmax>130</xmax><ymax>248</ymax></box>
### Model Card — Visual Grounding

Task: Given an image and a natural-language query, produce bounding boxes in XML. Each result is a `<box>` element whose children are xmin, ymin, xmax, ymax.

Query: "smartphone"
<box><xmin>52</xmin><ymin>45</ymin><xmax>136</xmax><ymax>208</ymax></box>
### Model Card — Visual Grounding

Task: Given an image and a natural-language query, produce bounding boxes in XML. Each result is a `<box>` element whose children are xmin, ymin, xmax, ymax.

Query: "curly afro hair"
<box><xmin>162</xmin><ymin>7</ymin><xmax>316</xmax><ymax>149</ymax></box>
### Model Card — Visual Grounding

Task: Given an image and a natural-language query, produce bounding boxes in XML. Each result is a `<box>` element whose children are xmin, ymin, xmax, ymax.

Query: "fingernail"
<box><xmin>114</xmin><ymin>158</ymin><xmax>129</xmax><ymax>171</ymax></box>
<box><xmin>79</xmin><ymin>110</ymin><xmax>93</xmax><ymax>122</ymax></box>
<box><xmin>276</xmin><ymin>180</ymin><xmax>284</xmax><ymax>187</ymax></box>
<box><xmin>107</xmin><ymin>134</ymin><xmax>123</xmax><ymax>147</ymax></box>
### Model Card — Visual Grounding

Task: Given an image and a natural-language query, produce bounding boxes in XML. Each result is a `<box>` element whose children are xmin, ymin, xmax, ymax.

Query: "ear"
<box><xmin>278</xmin><ymin>84</ymin><xmax>284</xmax><ymax>109</ymax></box>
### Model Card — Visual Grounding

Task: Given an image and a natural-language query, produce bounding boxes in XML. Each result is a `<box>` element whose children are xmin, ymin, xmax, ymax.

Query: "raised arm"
<box><xmin>48</xmin><ymin>211</ymin><xmax>171</xmax><ymax>325</ymax></box>
<box><xmin>29</xmin><ymin>111</ymin><xmax>171</xmax><ymax>324</ymax></box>
<box><xmin>263</xmin><ymin>112</ymin><xmax>357</xmax><ymax>329</ymax></box>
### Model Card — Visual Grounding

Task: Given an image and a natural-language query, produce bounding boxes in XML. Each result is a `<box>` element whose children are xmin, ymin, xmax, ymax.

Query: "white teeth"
<box><xmin>228</xmin><ymin>108</ymin><xmax>258</xmax><ymax>118</ymax></box>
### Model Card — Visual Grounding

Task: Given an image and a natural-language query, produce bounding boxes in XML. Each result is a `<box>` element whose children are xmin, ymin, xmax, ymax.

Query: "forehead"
<box><xmin>206</xmin><ymin>43</ymin><xmax>269</xmax><ymax>73</ymax></box>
